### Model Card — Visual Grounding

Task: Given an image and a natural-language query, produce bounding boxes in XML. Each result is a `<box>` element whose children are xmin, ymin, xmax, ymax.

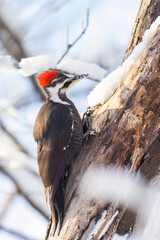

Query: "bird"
<box><xmin>33</xmin><ymin>70</ymin><xmax>87</xmax><ymax>239</ymax></box>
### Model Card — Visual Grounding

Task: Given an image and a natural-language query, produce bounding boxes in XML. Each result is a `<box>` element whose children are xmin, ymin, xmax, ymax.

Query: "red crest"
<box><xmin>37</xmin><ymin>70</ymin><xmax>58</xmax><ymax>86</ymax></box>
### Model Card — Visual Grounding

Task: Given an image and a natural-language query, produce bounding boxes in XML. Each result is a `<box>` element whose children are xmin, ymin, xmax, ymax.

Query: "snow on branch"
<box><xmin>88</xmin><ymin>16</ymin><xmax>160</xmax><ymax>107</ymax></box>
<box><xmin>57</xmin><ymin>59</ymin><xmax>107</xmax><ymax>81</ymax></box>
<box><xmin>0</xmin><ymin>53</ymin><xmax>106</xmax><ymax>82</ymax></box>
<box><xmin>19</xmin><ymin>55</ymin><xmax>56</xmax><ymax>76</ymax></box>
<box><xmin>0</xmin><ymin>54</ymin><xmax>56</xmax><ymax>75</ymax></box>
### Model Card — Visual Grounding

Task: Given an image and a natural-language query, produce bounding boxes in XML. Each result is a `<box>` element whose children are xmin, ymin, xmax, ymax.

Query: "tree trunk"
<box><xmin>56</xmin><ymin>1</ymin><xmax>160</xmax><ymax>239</ymax></box>
<box><xmin>123</xmin><ymin>0</ymin><xmax>160</xmax><ymax>61</ymax></box>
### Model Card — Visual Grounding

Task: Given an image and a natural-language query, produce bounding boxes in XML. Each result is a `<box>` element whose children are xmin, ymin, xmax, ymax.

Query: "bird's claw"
<box><xmin>82</xmin><ymin>107</ymin><xmax>96</xmax><ymax>140</ymax></box>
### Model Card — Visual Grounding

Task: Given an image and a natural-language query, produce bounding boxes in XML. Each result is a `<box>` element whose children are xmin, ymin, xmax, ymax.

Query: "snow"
<box><xmin>19</xmin><ymin>56</ymin><xmax>107</xmax><ymax>80</ymax></box>
<box><xmin>88</xmin><ymin>16</ymin><xmax>160</xmax><ymax>106</ymax></box>
<box><xmin>86</xmin><ymin>210</ymin><xmax>107</xmax><ymax>240</ymax></box>
<box><xmin>142</xmin><ymin>191</ymin><xmax>160</xmax><ymax>240</ymax></box>
<box><xmin>19</xmin><ymin>55</ymin><xmax>55</xmax><ymax>76</ymax></box>
<box><xmin>80</xmin><ymin>167</ymin><xmax>148</xmax><ymax>210</ymax></box>
<box><xmin>99</xmin><ymin>210</ymin><xmax>119</xmax><ymax>239</ymax></box>
<box><xmin>80</xmin><ymin>167</ymin><xmax>160</xmax><ymax>240</ymax></box>
<box><xmin>0</xmin><ymin>56</ymin><xmax>14</xmax><ymax>72</ymax></box>
<box><xmin>57</xmin><ymin>59</ymin><xmax>107</xmax><ymax>81</ymax></box>
<box><xmin>112</xmin><ymin>233</ymin><xmax>129</xmax><ymax>240</ymax></box>
<box><xmin>86</xmin><ymin>209</ymin><xmax>120</xmax><ymax>239</ymax></box>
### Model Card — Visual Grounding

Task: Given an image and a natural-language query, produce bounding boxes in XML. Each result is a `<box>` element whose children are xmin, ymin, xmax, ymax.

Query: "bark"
<box><xmin>55</xmin><ymin>1</ymin><xmax>160</xmax><ymax>238</ymax></box>
<box><xmin>123</xmin><ymin>0</ymin><xmax>160</xmax><ymax>61</ymax></box>
<box><xmin>57</xmin><ymin>14</ymin><xmax>160</xmax><ymax>240</ymax></box>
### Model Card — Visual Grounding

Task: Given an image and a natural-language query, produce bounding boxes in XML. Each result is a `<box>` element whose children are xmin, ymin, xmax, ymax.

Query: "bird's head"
<box><xmin>37</xmin><ymin>70</ymin><xmax>88</xmax><ymax>104</ymax></box>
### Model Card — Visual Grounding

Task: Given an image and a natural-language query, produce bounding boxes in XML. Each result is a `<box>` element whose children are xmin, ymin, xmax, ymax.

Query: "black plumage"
<box><xmin>33</xmin><ymin>89</ymin><xmax>83</xmax><ymax>238</ymax></box>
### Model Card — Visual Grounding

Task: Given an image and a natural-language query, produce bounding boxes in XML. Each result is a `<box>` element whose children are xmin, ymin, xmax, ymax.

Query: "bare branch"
<box><xmin>0</xmin><ymin>188</ymin><xmax>18</xmax><ymax>223</ymax></box>
<box><xmin>57</xmin><ymin>9</ymin><xmax>89</xmax><ymax>64</ymax></box>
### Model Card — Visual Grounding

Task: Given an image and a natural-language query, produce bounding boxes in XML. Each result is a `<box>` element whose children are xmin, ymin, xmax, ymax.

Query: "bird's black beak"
<box><xmin>70</xmin><ymin>74</ymin><xmax>88</xmax><ymax>82</ymax></box>
<box><xmin>62</xmin><ymin>73</ymin><xmax>88</xmax><ymax>91</ymax></box>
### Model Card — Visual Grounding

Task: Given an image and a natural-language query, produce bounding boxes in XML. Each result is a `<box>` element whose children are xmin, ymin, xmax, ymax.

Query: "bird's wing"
<box><xmin>33</xmin><ymin>103</ymin><xmax>72</xmax><ymax>189</ymax></box>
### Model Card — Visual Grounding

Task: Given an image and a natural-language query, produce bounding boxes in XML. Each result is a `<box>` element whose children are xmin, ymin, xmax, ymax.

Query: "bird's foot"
<box><xmin>82</xmin><ymin>107</ymin><xmax>96</xmax><ymax>140</ymax></box>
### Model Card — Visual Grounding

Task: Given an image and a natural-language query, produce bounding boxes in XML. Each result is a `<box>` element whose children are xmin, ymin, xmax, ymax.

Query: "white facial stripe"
<box><xmin>46</xmin><ymin>85</ymin><xmax>70</xmax><ymax>105</ymax></box>
<box><xmin>61</xmin><ymin>79</ymin><xmax>79</xmax><ymax>93</ymax></box>
<box><xmin>46</xmin><ymin>78</ymin><xmax>80</xmax><ymax>104</ymax></box>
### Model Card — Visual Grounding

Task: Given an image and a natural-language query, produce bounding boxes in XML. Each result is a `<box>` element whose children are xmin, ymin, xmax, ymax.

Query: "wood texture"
<box><xmin>123</xmin><ymin>0</ymin><xmax>160</xmax><ymax>61</ymax></box>
<box><xmin>56</xmin><ymin>24</ymin><xmax>160</xmax><ymax>240</ymax></box>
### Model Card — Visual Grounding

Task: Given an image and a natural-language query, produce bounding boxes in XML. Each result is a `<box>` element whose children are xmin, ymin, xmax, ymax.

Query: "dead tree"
<box><xmin>56</xmin><ymin>0</ymin><xmax>160</xmax><ymax>239</ymax></box>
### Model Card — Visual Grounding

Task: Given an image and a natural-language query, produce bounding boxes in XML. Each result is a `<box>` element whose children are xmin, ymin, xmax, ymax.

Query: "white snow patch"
<box><xmin>142</xmin><ymin>191</ymin><xmax>160</xmax><ymax>240</ymax></box>
<box><xmin>80</xmin><ymin>167</ymin><xmax>148</xmax><ymax>210</ymax></box>
<box><xmin>57</xmin><ymin>59</ymin><xmax>107</xmax><ymax>81</ymax></box>
<box><xmin>88</xmin><ymin>16</ymin><xmax>160</xmax><ymax>106</ymax></box>
<box><xmin>112</xmin><ymin>233</ymin><xmax>129</xmax><ymax>240</ymax></box>
<box><xmin>19</xmin><ymin>55</ymin><xmax>55</xmax><ymax>76</ymax></box>
<box><xmin>86</xmin><ymin>210</ymin><xmax>107</xmax><ymax>240</ymax></box>
<box><xmin>0</xmin><ymin>55</ymin><xmax>14</xmax><ymax>72</ymax></box>
<box><xmin>98</xmin><ymin>210</ymin><xmax>119</xmax><ymax>239</ymax></box>
<box><xmin>80</xmin><ymin>167</ymin><xmax>160</xmax><ymax>240</ymax></box>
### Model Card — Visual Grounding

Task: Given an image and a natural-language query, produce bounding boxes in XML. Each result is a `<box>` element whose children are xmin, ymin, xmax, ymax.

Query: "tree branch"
<box><xmin>0</xmin><ymin>168</ymin><xmax>48</xmax><ymax>220</ymax></box>
<box><xmin>0</xmin><ymin>188</ymin><xmax>18</xmax><ymax>223</ymax></box>
<box><xmin>57</xmin><ymin>9</ymin><xmax>89</xmax><ymax>64</ymax></box>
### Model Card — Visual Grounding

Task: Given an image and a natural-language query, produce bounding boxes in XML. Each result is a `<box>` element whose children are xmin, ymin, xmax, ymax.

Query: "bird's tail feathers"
<box><xmin>53</xmin><ymin>179</ymin><xmax>64</xmax><ymax>236</ymax></box>
<box><xmin>45</xmin><ymin>181</ymin><xmax>64</xmax><ymax>239</ymax></box>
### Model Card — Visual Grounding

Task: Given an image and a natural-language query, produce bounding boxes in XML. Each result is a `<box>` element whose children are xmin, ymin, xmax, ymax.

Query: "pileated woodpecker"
<box><xmin>33</xmin><ymin>70</ymin><xmax>87</xmax><ymax>238</ymax></box>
